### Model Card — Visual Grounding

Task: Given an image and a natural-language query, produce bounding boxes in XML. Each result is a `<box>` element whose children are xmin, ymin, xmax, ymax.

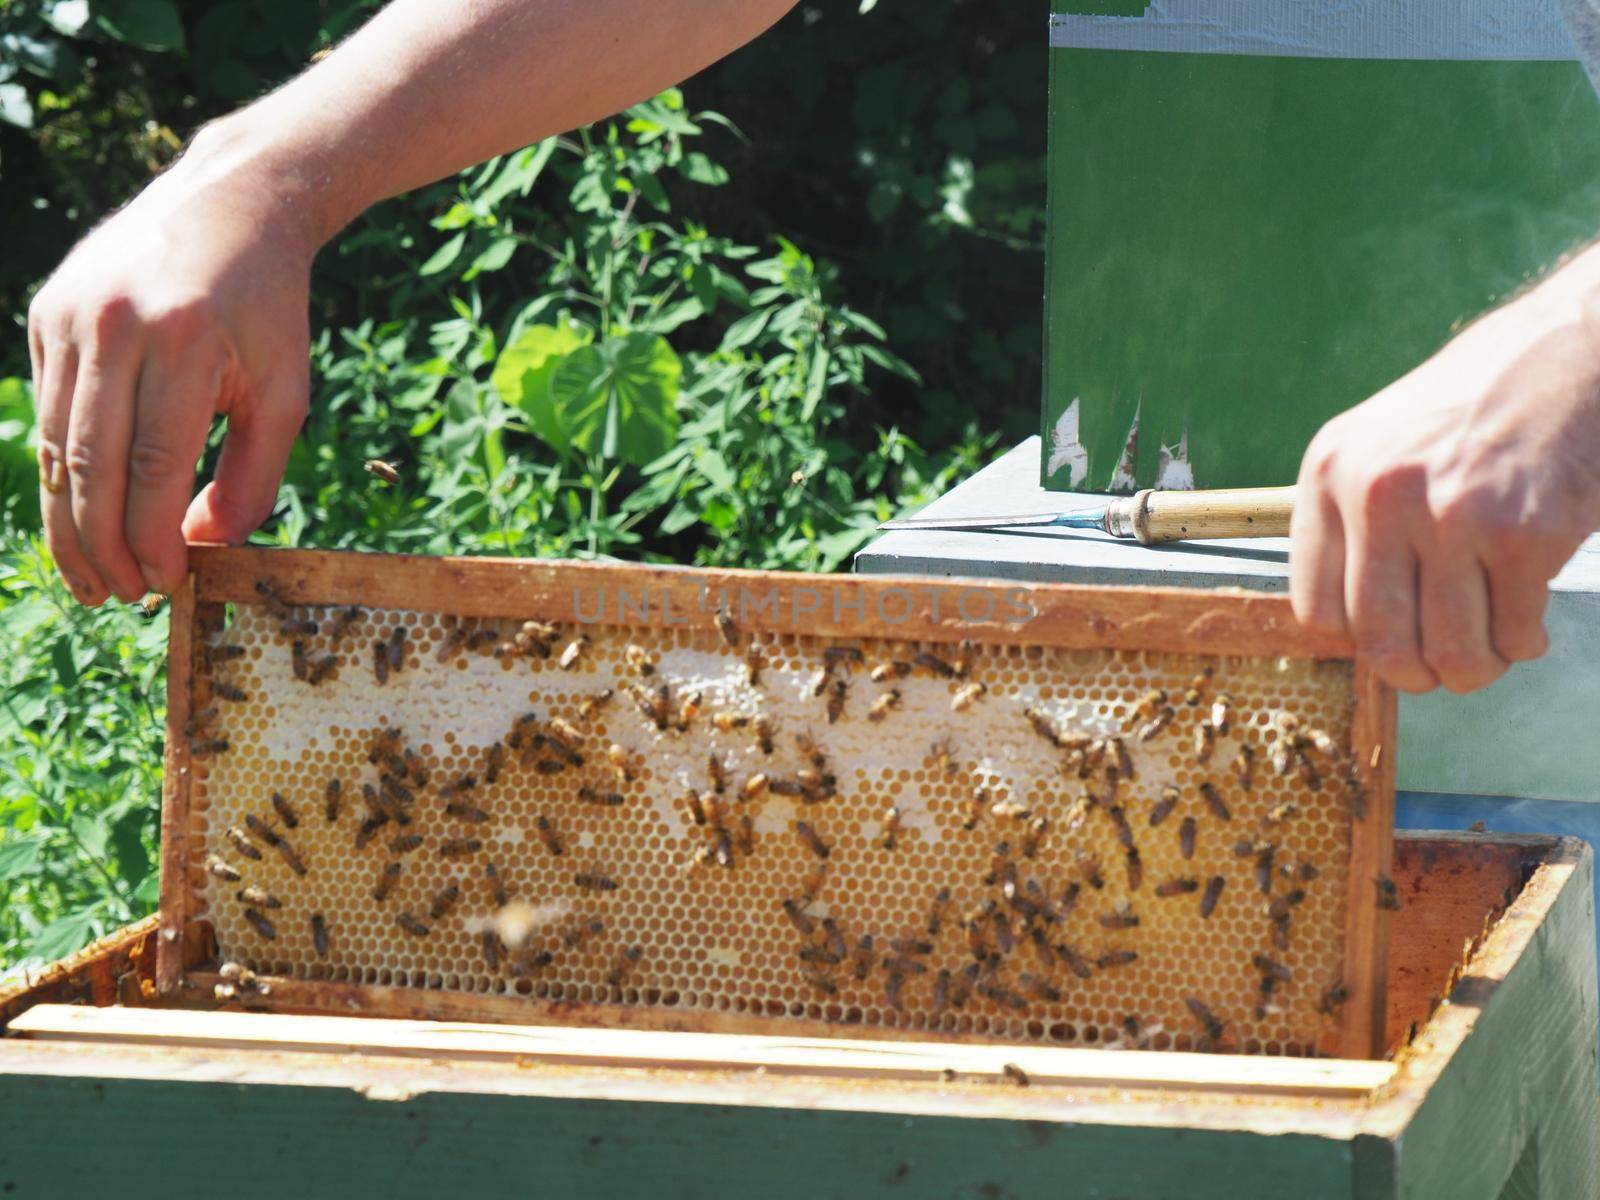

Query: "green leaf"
<box><xmin>678</xmin><ymin>152</ymin><xmax>729</xmax><ymax>187</ymax></box>
<box><xmin>110</xmin><ymin>805</ymin><xmax>150</xmax><ymax>889</ymax></box>
<box><xmin>478</xmin><ymin>138</ymin><xmax>559</xmax><ymax>209</ymax></box>
<box><xmin>720</xmin><ymin>308</ymin><xmax>773</xmax><ymax>352</ymax></box>
<box><xmin>491</xmin><ymin>321</ymin><xmax>594</xmax><ymax>457</ymax></box>
<box><xmin>418</xmin><ymin>231</ymin><xmax>467</xmax><ymax>277</ymax></box>
<box><xmin>94</xmin><ymin>0</ymin><xmax>186</xmax><ymax>51</ymax></box>
<box><xmin>0</xmin><ymin>836</ymin><xmax>43</xmax><ymax>883</ymax></box>
<box><xmin>30</xmin><ymin>906</ymin><xmax>104</xmax><ymax>962</ymax></box>
<box><xmin>50</xmin><ymin>635</ymin><xmax>78</xmax><ymax>690</ymax></box>
<box><xmin>549</xmin><ymin>333</ymin><xmax>682</xmax><ymax>467</ymax></box>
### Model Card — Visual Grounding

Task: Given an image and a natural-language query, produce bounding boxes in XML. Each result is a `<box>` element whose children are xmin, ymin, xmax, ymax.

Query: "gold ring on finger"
<box><xmin>38</xmin><ymin>441</ymin><xmax>66</xmax><ymax>495</ymax></box>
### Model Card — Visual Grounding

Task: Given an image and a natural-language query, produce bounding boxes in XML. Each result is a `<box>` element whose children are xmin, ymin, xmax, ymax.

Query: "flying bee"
<box><xmin>1210</xmin><ymin>692</ymin><xmax>1233</xmax><ymax>735</ymax></box>
<box><xmin>1156</xmin><ymin>877</ymin><xmax>1199</xmax><ymax>898</ymax></box>
<box><xmin>364</xmin><ymin>459</ymin><xmax>401</xmax><ymax>484</ymax></box>
<box><xmin>213</xmin><ymin>681</ymin><xmax>248</xmax><ymax>704</ymax></box>
<box><xmin>1272</xmin><ymin>913</ymin><xmax>1292</xmax><ymax>951</ymax></box>
<box><xmin>429</xmin><ymin>885</ymin><xmax>462</xmax><ymax>920</ymax></box>
<box><xmin>701</xmin><ymin>792</ymin><xmax>727</xmax><ymax>829</ymax></box>
<box><xmin>808</xmin><ymin>667</ymin><xmax>831</xmax><ymax>699</ymax></box>
<box><xmin>819</xmin><ymin>918</ymin><xmax>848</xmax><ymax>961</ymax></box>
<box><xmin>440</xmin><ymin>837</ymin><xmax>483</xmax><ymax>858</ymax></box>
<box><xmin>389</xmin><ymin>833</ymin><xmax>425</xmax><ymax>855</ymax></box>
<box><xmin>445</xmin><ymin>800</ymin><xmax>491</xmax><ymax>823</ymax></box>
<box><xmin>1200</xmin><ymin>875</ymin><xmax>1225</xmax><ymax>919</ymax></box>
<box><xmin>280</xmin><ymin>617</ymin><xmax>318</xmax><ymax>638</ymax></box>
<box><xmin>140</xmin><ymin>592</ymin><xmax>166</xmax><ymax>617</ymax></box>
<box><xmin>950</xmin><ymin>682</ymin><xmax>986</xmax><ymax>712</ymax></box>
<box><xmin>871</xmin><ymin>660</ymin><xmax>912</xmax><ymax>684</ymax></box>
<box><xmin>781</xmin><ymin>897</ymin><xmax>816</xmax><ymax>936</ymax></box>
<box><xmin>373</xmin><ymin>861</ymin><xmax>402</xmax><ymax>902</ymax></box>
<box><xmin>484</xmin><ymin>743</ymin><xmax>506</xmax><ymax>784</ymax></box>
<box><xmin>1179</xmin><ymin>816</ymin><xmax>1197</xmax><ymax>860</ymax></box>
<box><xmin>1096</xmin><ymin>949</ymin><xmax>1137</xmax><ymax>969</ymax></box>
<box><xmin>795</xmin><ymin>821</ymin><xmax>830</xmax><ymax>860</ymax></box>
<box><xmin>1232</xmin><ymin>744</ymin><xmax>1256</xmax><ymax>791</ymax></box>
<box><xmin>913</xmin><ymin>651</ymin><xmax>955</xmax><ymax>679</ymax></box>
<box><xmin>243</xmin><ymin>908</ymin><xmax>276</xmax><ymax>940</ymax></box>
<box><xmin>558</xmin><ymin>635</ymin><xmax>590</xmax><ymax>671</ymax></box>
<box><xmin>188</xmin><ymin>735</ymin><xmax>230</xmax><ymax>757</ymax></box>
<box><xmin>1136</xmin><ymin>706</ymin><xmax>1174</xmax><ymax>742</ymax></box>
<box><xmin>794</xmin><ymin>732</ymin><xmax>827</xmax><ymax>771</ymax></box>
<box><xmin>1098</xmin><ymin>901</ymin><xmax>1140</xmax><ymax>931</ymax></box>
<box><xmin>578</xmin><ymin>689</ymin><xmax>614</xmax><ymax>722</ymax></box>
<box><xmin>310</xmin><ymin>914</ymin><xmax>329</xmax><ymax>958</ymax></box>
<box><xmin>534</xmin><ymin>817</ymin><xmax>562</xmax><ymax>856</ymax></box>
<box><xmin>744</xmin><ymin>642</ymin><xmax>764</xmax><ymax>686</ymax></box>
<box><xmin>1149</xmin><ymin>785</ymin><xmax>1180</xmax><ymax>828</ymax></box>
<box><xmin>1074</xmin><ymin>849</ymin><xmax>1106</xmax><ymax>891</ymax></box>
<box><xmin>867</xmin><ymin>689</ymin><xmax>901</xmax><ymax>723</ymax></box>
<box><xmin>206</xmin><ymin>855</ymin><xmax>242</xmax><ymax>882</ymax></box>
<box><xmin>880</xmin><ymin>805</ymin><xmax>903</xmax><ymax>850</ymax></box>
<box><xmin>396</xmin><ymin>912</ymin><xmax>430</xmax><ymax>938</ymax></box>
<box><xmin>825</xmin><ymin>678</ymin><xmax>848</xmax><ymax>725</ymax></box>
<box><xmin>1185</xmin><ymin>996</ymin><xmax>1225</xmax><ymax>1043</ymax></box>
<box><xmin>268</xmin><ymin>792</ymin><xmax>299</xmax><ymax>830</ymax></box>
<box><xmin>1190</xmin><ymin>781</ymin><xmax>1229</xmax><ymax>824</ymax></box>
<box><xmin>714</xmin><ymin>608</ymin><xmax>740</xmax><ymax>648</ymax></box>
<box><xmin>1376</xmin><ymin>875</ymin><xmax>1401</xmax><ymax>911</ymax></box>
<box><xmin>372</xmin><ymin>639</ymin><xmax>389</xmax><ymax>685</ymax></box>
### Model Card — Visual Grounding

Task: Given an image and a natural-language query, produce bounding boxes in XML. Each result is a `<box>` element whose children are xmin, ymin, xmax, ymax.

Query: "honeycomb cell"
<box><xmin>182</xmin><ymin>599</ymin><xmax>1364</xmax><ymax>1055</ymax></box>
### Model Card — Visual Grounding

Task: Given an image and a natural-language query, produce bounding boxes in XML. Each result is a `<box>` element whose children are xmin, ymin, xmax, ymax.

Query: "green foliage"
<box><xmin>0</xmin><ymin>0</ymin><xmax>1033</xmax><ymax>969</ymax></box>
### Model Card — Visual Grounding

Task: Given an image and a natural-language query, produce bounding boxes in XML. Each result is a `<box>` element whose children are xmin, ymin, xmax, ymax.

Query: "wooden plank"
<box><xmin>154</xmin><ymin>575</ymin><xmax>196</xmax><ymax>996</ymax></box>
<box><xmin>8</xmin><ymin>1004</ymin><xmax>1395</xmax><ymax>1098</ymax></box>
<box><xmin>1340</xmin><ymin>661</ymin><xmax>1398</xmax><ymax>1058</ymax></box>
<box><xmin>188</xmin><ymin>544</ymin><xmax>1355</xmax><ymax>659</ymax></box>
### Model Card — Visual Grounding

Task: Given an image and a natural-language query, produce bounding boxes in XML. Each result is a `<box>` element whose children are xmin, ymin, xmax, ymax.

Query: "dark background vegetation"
<box><xmin>0</xmin><ymin>0</ymin><xmax>1045</xmax><ymax>968</ymax></box>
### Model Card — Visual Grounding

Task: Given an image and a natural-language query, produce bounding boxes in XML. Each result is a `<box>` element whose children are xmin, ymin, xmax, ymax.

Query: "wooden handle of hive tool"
<box><xmin>1105</xmin><ymin>486</ymin><xmax>1297</xmax><ymax>545</ymax></box>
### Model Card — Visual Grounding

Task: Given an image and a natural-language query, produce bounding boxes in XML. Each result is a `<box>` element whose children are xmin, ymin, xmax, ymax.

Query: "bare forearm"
<box><xmin>188</xmin><ymin>0</ymin><xmax>799</xmax><ymax>245</ymax></box>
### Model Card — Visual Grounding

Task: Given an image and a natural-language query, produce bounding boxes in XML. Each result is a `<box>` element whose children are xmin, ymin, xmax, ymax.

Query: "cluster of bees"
<box><xmin>187</xmin><ymin>582</ymin><xmax>1381</xmax><ymax>1055</ymax></box>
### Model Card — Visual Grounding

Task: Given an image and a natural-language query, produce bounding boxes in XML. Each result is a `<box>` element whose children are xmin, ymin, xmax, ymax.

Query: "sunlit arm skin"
<box><xmin>27</xmin><ymin>0</ymin><xmax>800</xmax><ymax>605</ymax></box>
<box><xmin>1290</xmin><ymin>242</ymin><xmax>1600</xmax><ymax>694</ymax></box>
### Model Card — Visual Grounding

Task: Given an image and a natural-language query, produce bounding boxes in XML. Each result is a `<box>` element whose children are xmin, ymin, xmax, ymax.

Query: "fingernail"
<box><xmin>140</xmin><ymin>564</ymin><xmax>167</xmax><ymax>595</ymax></box>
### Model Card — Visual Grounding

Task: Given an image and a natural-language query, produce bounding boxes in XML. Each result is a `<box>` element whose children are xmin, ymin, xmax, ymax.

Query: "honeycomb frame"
<box><xmin>157</xmin><ymin>547</ymin><xmax>1395</xmax><ymax>1058</ymax></box>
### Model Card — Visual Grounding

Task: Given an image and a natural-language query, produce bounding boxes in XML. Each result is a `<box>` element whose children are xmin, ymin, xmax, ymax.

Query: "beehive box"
<box><xmin>153</xmin><ymin>548</ymin><xmax>1393</xmax><ymax>1059</ymax></box>
<box><xmin>1</xmin><ymin>832</ymin><xmax>1593</xmax><ymax>1199</ymax></box>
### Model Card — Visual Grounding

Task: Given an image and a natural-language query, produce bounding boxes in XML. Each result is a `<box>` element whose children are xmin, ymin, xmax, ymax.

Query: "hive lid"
<box><xmin>157</xmin><ymin>547</ymin><xmax>1395</xmax><ymax>1058</ymax></box>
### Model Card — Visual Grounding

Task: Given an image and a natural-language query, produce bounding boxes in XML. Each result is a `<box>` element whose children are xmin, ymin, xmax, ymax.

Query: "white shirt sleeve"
<box><xmin>1561</xmin><ymin>0</ymin><xmax>1600</xmax><ymax>90</ymax></box>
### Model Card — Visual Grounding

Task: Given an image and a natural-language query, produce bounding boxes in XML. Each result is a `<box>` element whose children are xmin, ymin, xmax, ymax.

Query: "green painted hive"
<box><xmin>1042</xmin><ymin>1</ymin><xmax>1600</xmax><ymax>491</ymax></box>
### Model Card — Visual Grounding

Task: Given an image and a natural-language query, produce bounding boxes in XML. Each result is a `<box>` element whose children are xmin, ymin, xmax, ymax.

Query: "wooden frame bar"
<box><xmin>156</xmin><ymin>545</ymin><xmax>1394</xmax><ymax>1057</ymax></box>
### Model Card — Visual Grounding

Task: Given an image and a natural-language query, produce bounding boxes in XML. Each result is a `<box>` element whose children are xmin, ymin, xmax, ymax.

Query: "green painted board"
<box><xmin>1042</xmin><ymin>47</ymin><xmax>1600</xmax><ymax>490</ymax></box>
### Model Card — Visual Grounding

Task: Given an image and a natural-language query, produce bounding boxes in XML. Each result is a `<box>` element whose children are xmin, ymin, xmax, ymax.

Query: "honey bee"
<box><xmin>465</xmin><ymin>627</ymin><xmax>500</xmax><ymax>653</ymax></box>
<box><xmin>1188</xmin><ymin>723</ymin><xmax>1215</xmax><ymax>768</ymax></box>
<box><xmin>206</xmin><ymin>855</ymin><xmax>242</xmax><ymax>882</ymax></box>
<box><xmin>1178</xmin><ymin>816</ymin><xmax>1197</xmax><ymax>860</ymax></box>
<box><xmin>734</xmin><ymin>773</ymin><xmax>767</xmax><ymax>802</ymax></box>
<box><xmin>1210</xmin><ymin>692</ymin><xmax>1233</xmax><ymax>735</ymax></box>
<box><xmin>1135</xmin><ymin>687</ymin><xmax>1167</xmax><ymax>720</ymax></box>
<box><xmin>558</xmin><ymin>635</ymin><xmax>590</xmax><ymax>671</ymax></box>
<box><xmin>867</xmin><ymin>689</ymin><xmax>901</xmax><ymax>723</ymax></box>
<box><xmin>1143</xmin><ymin>785</ymin><xmax>1178</xmax><ymax>829</ymax></box>
<box><xmin>254</xmin><ymin>580</ymin><xmax>290</xmax><ymax>617</ymax></box>
<box><xmin>743</xmin><ymin>642</ymin><xmax>764</xmax><ymax>686</ymax></box>
<box><xmin>1232</xmin><ymin>744</ymin><xmax>1255</xmax><ymax>791</ymax></box>
<box><xmin>485</xmin><ymin>743</ymin><xmax>506</xmax><ymax>784</ymax></box>
<box><xmin>381</xmin><ymin>773</ymin><xmax>415</xmax><ymax>811</ymax></box>
<box><xmin>797</xmin><ymin>767</ymin><xmax>836</xmax><ymax>798</ymax></box>
<box><xmin>795</xmin><ymin>821</ymin><xmax>830</xmax><ymax>860</ymax></box>
<box><xmin>140</xmin><ymin>592</ymin><xmax>166</xmax><ymax>617</ymax></box>
<box><xmin>743</xmin><ymin>713</ymin><xmax>773</xmax><ymax>755</ymax></box>
<box><xmin>1052</xmin><ymin>943</ymin><xmax>1090</xmax><ymax>980</ymax></box>
<box><xmin>242</xmin><ymin>815</ymin><xmax>280</xmax><ymax>848</ymax></box>
<box><xmin>671</xmin><ymin>689</ymin><xmax>704</xmax><ymax>732</ymax></box>
<box><xmin>1199</xmin><ymin>875</ymin><xmax>1225</xmax><ymax>918</ymax></box>
<box><xmin>950</xmin><ymin>682</ymin><xmax>986</xmax><ymax>712</ymax></box>
<box><xmin>1317</xmin><ymin>982</ymin><xmax>1349</xmax><ymax>1015</ymax></box>
<box><xmin>1269</xmin><ymin>735</ymin><xmax>1295</xmax><ymax>778</ymax></box>
<box><xmin>386</xmin><ymin>625</ymin><xmax>408</xmax><ymax>675</ymax></box>
<box><xmin>396</xmin><ymin>912</ymin><xmax>430</xmax><ymax>937</ymax></box>
<box><xmin>736</xmin><ymin>814</ymin><xmax>755</xmax><ymax>856</ymax></box>
<box><xmin>372</xmin><ymin>639</ymin><xmax>389</xmax><ymax>685</ymax></box>
<box><xmin>328</xmin><ymin>606</ymin><xmax>364</xmax><ymax>642</ymax></box>
<box><xmin>238</xmin><ymin>886</ymin><xmax>281</xmax><ymax>909</ymax></box>
<box><xmin>354</xmin><ymin>814</ymin><xmax>388</xmax><ymax>850</ymax></box>
<box><xmin>1252</xmin><ymin>954</ymin><xmax>1291</xmax><ymax>983</ymax></box>
<box><xmin>1184</xmin><ymin>996</ymin><xmax>1224</xmax><ymax>1042</ymax></box>
<box><xmin>440</xmin><ymin>837</ymin><xmax>484</xmax><ymax>858</ymax></box>
<box><xmin>243</xmin><ymin>908</ymin><xmax>277</xmax><ymax>940</ymax></box>
<box><xmin>364</xmin><ymin>459</ymin><xmax>401</xmax><ymax>484</ymax></box>
<box><xmin>884</xmin><ymin>971</ymin><xmax>906</xmax><ymax>1011</ymax></box>
<box><xmin>1267</xmin><ymin>888</ymin><xmax>1307</xmax><ymax>921</ymax></box>
<box><xmin>1096</xmin><ymin>949</ymin><xmax>1137</xmax><ymax>969</ymax></box>
<box><xmin>930</xmin><ymin>739</ymin><xmax>957</xmax><ymax>777</ymax></box>
<box><xmin>1185</xmin><ymin>667</ymin><xmax>1213</xmax><ymax>706</ymax></box>
<box><xmin>578</xmin><ymin>688</ymin><xmax>614</xmax><ymax>721</ymax></box>
<box><xmin>534</xmin><ymin>817</ymin><xmax>562</xmax><ymax>856</ymax></box>
<box><xmin>280</xmin><ymin>617</ymin><xmax>318</xmax><ymax>638</ymax></box>
<box><xmin>309</xmin><ymin>913</ymin><xmax>329</xmax><ymax>958</ymax></box>
<box><xmin>435</xmin><ymin>625</ymin><xmax>468</xmax><ymax>664</ymax></box>
<box><xmin>1125</xmin><ymin>848</ymin><xmax>1143</xmax><ymax>891</ymax></box>
<box><xmin>578</xmin><ymin>786</ymin><xmax>625</xmax><ymax>808</ymax></box>
<box><xmin>607</xmin><ymin>945</ymin><xmax>643</xmax><ymax>988</ymax></box>
<box><xmin>1305</xmin><ymin>727</ymin><xmax>1339</xmax><ymax>758</ymax></box>
<box><xmin>373</xmin><ymin>861</ymin><xmax>402</xmax><ymax>902</ymax></box>
<box><xmin>429</xmin><ymin>885</ymin><xmax>462</xmax><ymax>920</ymax></box>
<box><xmin>267</xmin><ymin>791</ymin><xmax>299</xmax><ymax>830</ymax></box>
<box><xmin>913</xmin><ymin>651</ymin><xmax>955</xmax><ymax>679</ymax></box>
<box><xmin>445</xmin><ymin>800</ymin><xmax>491</xmax><ymax>823</ymax></box>
<box><xmin>188</xmin><ymin>735</ymin><xmax>230</xmax><ymax>757</ymax></box>
<box><xmin>1021</xmin><ymin>973</ymin><xmax>1062</xmax><ymax>1003</ymax></box>
<box><xmin>871</xmin><ymin>660</ymin><xmax>912</xmax><ymax>684</ymax></box>
<box><xmin>389</xmin><ymin>833</ymin><xmax>425</xmax><ymax>855</ymax></box>
<box><xmin>1255</xmin><ymin>846</ymin><xmax>1277</xmax><ymax>894</ymax></box>
<box><xmin>1021</xmin><ymin>815</ymin><xmax>1050</xmax><ymax>859</ymax></box>
<box><xmin>183</xmin><ymin>705</ymin><xmax>219</xmax><ymax>734</ymax></box>
<box><xmin>1186</xmin><ymin>782</ymin><xmax>1228</xmax><ymax>825</ymax></box>
<box><xmin>962</xmin><ymin>787</ymin><xmax>988</xmax><ymax>832</ymax></box>
<box><xmin>801</xmin><ymin>966</ymin><xmax>838</xmax><ymax>998</ymax></box>
<box><xmin>309</xmin><ymin>653</ymin><xmax>339</xmax><ymax>686</ymax></box>
<box><xmin>1105</xmin><ymin>805</ymin><xmax>1134</xmax><ymax>850</ymax></box>
<box><xmin>1376</xmin><ymin>875</ymin><xmax>1401</xmax><ymax>911</ymax></box>
<box><xmin>1135</xmin><ymin>706</ymin><xmax>1174</xmax><ymax>742</ymax></box>
<box><xmin>880</xmin><ymin>804</ymin><xmax>902</xmax><ymax>850</ymax></box>
<box><xmin>823</xmin><ymin>645</ymin><xmax>863</xmax><ymax>670</ymax></box>
<box><xmin>439</xmin><ymin>773</ymin><xmax>477</xmax><ymax>802</ymax></box>
<box><xmin>824</xmin><ymin>678</ymin><xmax>848</xmax><ymax>725</ymax></box>
<box><xmin>626</xmin><ymin>683</ymin><xmax>670</xmax><ymax>731</ymax></box>
<box><xmin>485</xmin><ymin>861</ymin><xmax>510</xmax><ymax>908</ymax></box>
<box><xmin>930</xmin><ymin>968</ymin><xmax>951</xmax><ymax>1014</ymax></box>
<box><xmin>800</xmin><ymin>863</ymin><xmax>827</xmax><ymax>900</ymax></box>
<box><xmin>1296</xmin><ymin>750</ymin><xmax>1323</xmax><ymax>791</ymax></box>
<box><xmin>714</xmin><ymin>608</ymin><xmax>741</xmax><ymax>649</ymax></box>
<box><xmin>481</xmin><ymin>930</ymin><xmax>503</xmax><ymax>970</ymax></box>
<box><xmin>1265</xmin><ymin>799</ymin><xmax>1298</xmax><ymax>826</ymax></box>
<box><xmin>213</xmin><ymin>681</ymin><xmax>248</xmax><ymax>704</ymax></box>
<box><xmin>1023</xmin><ymin>706</ymin><xmax>1061</xmax><ymax>747</ymax></box>
<box><xmin>1074</xmin><ymin>849</ymin><xmax>1105</xmax><ymax>891</ymax></box>
<box><xmin>1155</xmin><ymin>877</ymin><xmax>1198</xmax><ymax>898</ymax></box>
<box><xmin>1098</xmin><ymin>901</ymin><xmax>1140</xmax><ymax>931</ymax></box>
<box><xmin>290</xmin><ymin>641</ymin><xmax>309</xmax><ymax>682</ymax></box>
